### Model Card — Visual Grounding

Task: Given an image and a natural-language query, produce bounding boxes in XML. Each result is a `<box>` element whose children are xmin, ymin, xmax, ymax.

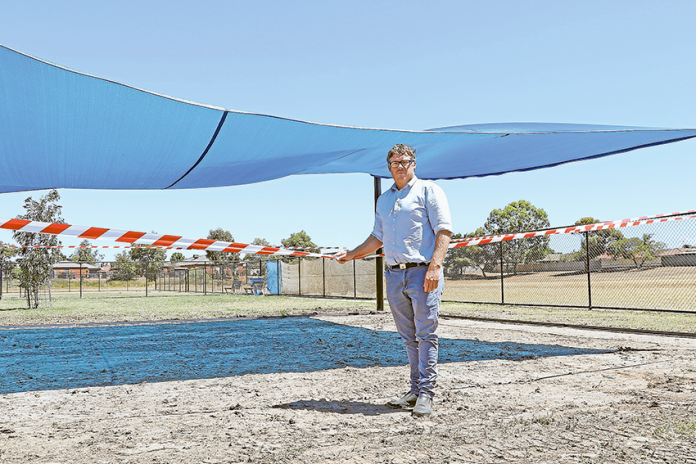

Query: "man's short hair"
<box><xmin>387</xmin><ymin>144</ymin><xmax>416</xmax><ymax>162</ymax></box>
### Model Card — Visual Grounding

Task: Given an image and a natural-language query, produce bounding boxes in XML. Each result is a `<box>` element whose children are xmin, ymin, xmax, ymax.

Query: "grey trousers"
<box><xmin>385</xmin><ymin>265</ymin><xmax>442</xmax><ymax>398</ymax></box>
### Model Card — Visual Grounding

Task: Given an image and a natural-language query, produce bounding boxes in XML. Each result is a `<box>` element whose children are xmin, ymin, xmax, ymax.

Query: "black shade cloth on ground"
<box><xmin>0</xmin><ymin>317</ymin><xmax>610</xmax><ymax>394</ymax></box>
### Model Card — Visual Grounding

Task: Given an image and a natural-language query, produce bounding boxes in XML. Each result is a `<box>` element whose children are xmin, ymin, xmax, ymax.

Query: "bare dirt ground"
<box><xmin>2</xmin><ymin>313</ymin><xmax>696</xmax><ymax>464</ymax></box>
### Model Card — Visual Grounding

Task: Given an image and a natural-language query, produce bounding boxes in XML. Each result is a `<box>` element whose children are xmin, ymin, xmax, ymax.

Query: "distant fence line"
<box><xmin>1</xmin><ymin>213</ymin><xmax>695</xmax><ymax>312</ymax></box>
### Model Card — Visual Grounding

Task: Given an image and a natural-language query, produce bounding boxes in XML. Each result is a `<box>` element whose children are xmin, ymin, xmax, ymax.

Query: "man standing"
<box><xmin>335</xmin><ymin>143</ymin><xmax>452</xmax><ymax>417</ymax></box>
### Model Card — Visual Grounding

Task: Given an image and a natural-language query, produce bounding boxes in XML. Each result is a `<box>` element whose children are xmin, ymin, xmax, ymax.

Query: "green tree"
<box><xmin>280</xmin><ymin>230</ymin><xmax>318</xmax><ymax>263</ymax></box>
<box><xmin>0</xmin><ymin>241</ymin><xmax>19</xmax><ymax>300</ymax></box>
<box><xmin>110</xmin><ymin>250</ymin><xmax>138</xmax><ymax>281</ymax></box>
<box><xmin>130</xmin><ymin>239</ymin><xmax>167</xmax><ymax>282</ymax></box>
<box><xmin>574</xmin><ymin>217</ymin><xmax>625</xmax><ymax>262</ymax></box>
<box><xmin>170</xmin><ymin>252</ymin><xmax>186</xmax><ymax>263</ymax></box>
<box><xmin>444</xmin><ymin>228</ymin><xmax>498</xmax><ymax>279</ymax></box>
<box><xmin>607</xmin><ymin>233</ymin><xmax>666</xmax><ymax>268</ymax></box>
<box><xmin>71</xmin><ymin>239</ymin><xmax>105</xmax><ymax>264</ymax></box>
<box><xmin>205</xmin><ymin>228</ymin><xmax>238</xmax><ymax>264</ymax></box>
<box><xmin>12</xmin><ymin>189</ymin><xmax>64</xmax><ymax>308</ymax></box>
<box><xmin>483</xmin><ymin>200</ymin><xmax>551</xmax><ymax>274</ymax></box>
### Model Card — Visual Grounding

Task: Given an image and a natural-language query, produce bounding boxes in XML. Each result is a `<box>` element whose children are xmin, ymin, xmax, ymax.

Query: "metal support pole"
<box><xmin>374</xmin><ymin>176</ymin><xmax>384</xmax><ymax>311</ymax></box>
<box><xmin>585</xmin><ymin>231</ymin><xmax>593</xmax><ymax>309</ymax></box>
<box><xmin>353</xmin><ymin>259</ymin><xmax>357</xmax><ymax>298</ymax></box>
<box><xmin>79</xmin><ymin>262</ymin><xmax>83</xmax><ymax>299</ymax></box>
<box><xmin>298</xmin><ymin>257</ymin><xmax>302</xmax><ymax>296</ymax></box>
<box><xmin>499</xmin><ymin>242</ymin><xmax>504</xmax><ymax>305</ymax></box>
<box><xmin>322</xmin><ymin>257</ymin><xmax>326</xmax><ymax>298</ymax></box>
<box><xmin>276</xmin><ymin>259</ymin><xmax>280</xmax><ymax>295</ymax></box>
<box><xmin>204</xmin><ymin>263</ymin><xmax>207</xmax><ymax>295</ymax></box>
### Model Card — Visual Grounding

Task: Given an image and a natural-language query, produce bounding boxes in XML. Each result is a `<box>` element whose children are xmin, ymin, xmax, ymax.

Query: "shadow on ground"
<box><xmin>0</xmin><ymin>317</ymin><xmax>610</xmax><ymax>394</ymax></box>
<box><xmin>272</xmin><ymin>399</ymin><xmax>403</xmax><ymax>416</ymax></box>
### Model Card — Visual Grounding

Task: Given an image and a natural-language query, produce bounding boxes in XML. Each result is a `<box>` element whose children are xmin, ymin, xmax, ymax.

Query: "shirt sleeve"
<box><xmin>426</xmin><ymin>183</ymin><xmax>453</xmax><ymax>235</ymax></box>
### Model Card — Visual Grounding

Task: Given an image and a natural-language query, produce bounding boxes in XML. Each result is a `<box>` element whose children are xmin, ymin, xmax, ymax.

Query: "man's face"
<box><xmin>388</xmin><ymin>153</ymin><xmax>416</xmax><ymax>187</ymax></box>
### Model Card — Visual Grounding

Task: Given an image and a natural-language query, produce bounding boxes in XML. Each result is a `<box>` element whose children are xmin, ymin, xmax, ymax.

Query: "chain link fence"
<box><xmin>442</xmin><ymin>216</ymin><xmax>696</xmax><ymax>312</ymax></box>
<box><xmin>1</xmin><ymin>215</ymin><xmax>695</xmax><ymax>312</ymax></box>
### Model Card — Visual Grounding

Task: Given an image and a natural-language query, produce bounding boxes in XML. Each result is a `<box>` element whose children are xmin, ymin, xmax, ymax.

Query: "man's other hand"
<box><xmin>424</xmin><ymin>263</ymin><xmax>441</xmax><ymax>292</ymax></box>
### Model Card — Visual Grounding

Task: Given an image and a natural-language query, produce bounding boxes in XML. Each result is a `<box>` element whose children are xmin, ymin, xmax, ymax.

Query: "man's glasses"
<box><xmin>388</xmin><ymin>160</ymin><xmax>414</xmax><ymax>169</ymax></box>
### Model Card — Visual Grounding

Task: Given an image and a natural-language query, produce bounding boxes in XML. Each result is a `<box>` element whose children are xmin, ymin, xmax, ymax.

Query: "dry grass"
<box><xmin>0</xmin><ymin>292</ymin><xmax>375</xmax><ymax>326</ymax></box>
<box><xmin>440</xmin><ymin>301</ymin><xmax>696</xmax><ymax>334</ymax></box>
<box><xmin>444</xmin><ymin>266</ymin><xmax>696</xmax><ymax>311</ymax></box>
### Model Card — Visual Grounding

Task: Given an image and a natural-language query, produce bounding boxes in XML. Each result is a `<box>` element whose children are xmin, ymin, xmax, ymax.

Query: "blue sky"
<box><xmin>1</xmin><ymin>1</ymin><xmax>695</xmax><ymax>259</ymax></box>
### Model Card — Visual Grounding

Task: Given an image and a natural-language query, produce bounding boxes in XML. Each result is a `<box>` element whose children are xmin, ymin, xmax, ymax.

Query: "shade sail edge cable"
<box><xmin>410</xmin><ymin>133</ymin><xmax>696</xmax><ymax>182</ymax></box>
<box><xmin>4</xmin><ymin>44</ymin><xmax>694</xmax><ymax>136</ymax></box>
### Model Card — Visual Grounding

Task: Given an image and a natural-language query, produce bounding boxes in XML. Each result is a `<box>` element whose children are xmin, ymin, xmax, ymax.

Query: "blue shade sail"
<box><xmin>1</xmin><ymin>44</ymin><xmax>695</xmax><ymax>194</ymax></box>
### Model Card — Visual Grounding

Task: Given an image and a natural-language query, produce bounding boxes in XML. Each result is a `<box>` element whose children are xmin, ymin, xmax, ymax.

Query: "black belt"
<box><xmin>388</xmin><ymin>262</ymin><xmax>430</xmax><ymax>270</ymax></box>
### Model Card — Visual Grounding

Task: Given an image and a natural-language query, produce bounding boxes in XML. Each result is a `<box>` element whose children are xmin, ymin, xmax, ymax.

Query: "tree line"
<box><xmin>0</xmin><ymin>190</ymin><xmax>320</xmax><ymax>308</ymax></box>
<box><xmin>443</xmin><ymin>200</ymin><xmax>667</xmax><ymax>279</ymax></box>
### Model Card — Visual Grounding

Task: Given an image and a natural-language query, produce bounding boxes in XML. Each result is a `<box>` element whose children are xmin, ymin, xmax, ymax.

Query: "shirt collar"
<box><xmin>390</xmin><ymin>175</ymin><xmax>419</xmax><ymax>192</ymax></box>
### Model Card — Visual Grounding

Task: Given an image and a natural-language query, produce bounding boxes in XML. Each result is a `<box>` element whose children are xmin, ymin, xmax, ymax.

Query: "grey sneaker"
<box><xmin>411</xmin><ymin>394</ymin><xmax>433</xmax><ymax>417</ymax></box>
<box><xmin>387</xmin><ymin>392</ymin><xmax>418</xmax><ymax>409</ymax></box>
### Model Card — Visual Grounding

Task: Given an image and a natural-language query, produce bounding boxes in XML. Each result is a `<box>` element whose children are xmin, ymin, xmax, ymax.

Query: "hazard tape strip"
<box><xmin>2</xmin><ymin>208</ymin><xmax>692</xmax><ymax>256</ymax></box>
<box><xmin>449</xmin><ymin>210</ymin><xmax>696</xmax><ymax>249</ymax></box>
<box><xmin>0</xmin><ymin>218</ymin><xmax>330</xmax><ymax>258</ymax></box>
<box><xmin>0</xmin><ymin>245</ymin><xmax>188</xmax><ymax>250</ymax></box>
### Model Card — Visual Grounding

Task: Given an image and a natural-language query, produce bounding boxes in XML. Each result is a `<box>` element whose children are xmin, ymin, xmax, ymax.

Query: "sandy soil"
<box><xmin>1</xmin><ymin>314</ymin><xmax>695</xmax><ymax>463</ymax></box>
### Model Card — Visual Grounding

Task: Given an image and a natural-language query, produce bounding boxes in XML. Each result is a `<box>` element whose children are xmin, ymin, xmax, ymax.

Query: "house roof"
<box><xmin>52</xmin><ymin>260</ymin><xmax>101</xmax><ymax>270</ymax></box>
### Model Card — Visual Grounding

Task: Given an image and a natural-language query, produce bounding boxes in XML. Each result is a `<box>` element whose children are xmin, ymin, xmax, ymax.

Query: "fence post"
<box><xmin>298</xmin><ymin>257</ymin><xmax>302</xmax><ymax>296</ymax></box>
<box><xmin>585</xmin><ymin>231</ymin><xmax>592</xmax><ymax>309</ymax></box>
<box><xmin>353</xmin><ymin>259</ymin><xmax>357</xmax><ymax>299</ymax></box>
<box><xmin>79</xmin><ymin>262</ymin><xmax>83</xmax><ymax>299</ymax></box>
<box><xmin>499</xmin><ymin>242</ymin><xmax>504</xmax><ymax>305</ymax></box>
<box><xmin>276</xmin><ymin>259</ymin><xmax>280</xmax><ymax>295</ymax></box>
<box><xmin>98</xmin><ymin>270</ymin><xmax>101</xmax><ymax>292</ymax></box>
<box><xmin>204</xmin><ymin>263</ymin><xmax>207</xmax><ymax>295</ymax></box>
<box><xmin>145</xmin><ymin>267</ymin><xmax>148</xmax><ymax>297</ymax></box>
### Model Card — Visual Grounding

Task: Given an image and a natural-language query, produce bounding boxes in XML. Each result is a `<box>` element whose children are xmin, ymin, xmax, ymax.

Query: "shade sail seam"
<box><xmin>165</xmin><ymin>112</ymin><xmax>229</xmax><ymax>189</ymax></box>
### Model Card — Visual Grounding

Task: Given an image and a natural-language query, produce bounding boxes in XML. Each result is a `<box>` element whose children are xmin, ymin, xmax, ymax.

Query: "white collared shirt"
<box><xmin>371</xmin><ymin>176</ymin><xmax>452</xmax><ymax>267</ymax></box>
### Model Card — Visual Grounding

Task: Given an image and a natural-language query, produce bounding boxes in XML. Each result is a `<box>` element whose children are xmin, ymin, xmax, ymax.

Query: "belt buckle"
<box><xmin>398</xmin><ymin>263</ymin><xmax>407</xmax><ymax>270</ymax></box>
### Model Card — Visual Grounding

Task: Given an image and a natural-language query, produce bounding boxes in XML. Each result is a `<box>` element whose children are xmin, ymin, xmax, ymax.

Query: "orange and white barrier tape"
<box><xmin>449</xmin><ymin>210</ymin><xmax>696</xmax><ymax>248</ymax></box>
<box><xmin>0</xmin><ymin>245</ymin><xmax>188</xmax><ymax>250</ymax></box>
<box><xmin>0</xmin><ymin>218</ymin><xmax>330</xmax><ymax>258</ymax></box>
<box><xmin>2</xmin><ymin>209</ymin><xmax>693</xmax><ymax>256</ymax></box>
